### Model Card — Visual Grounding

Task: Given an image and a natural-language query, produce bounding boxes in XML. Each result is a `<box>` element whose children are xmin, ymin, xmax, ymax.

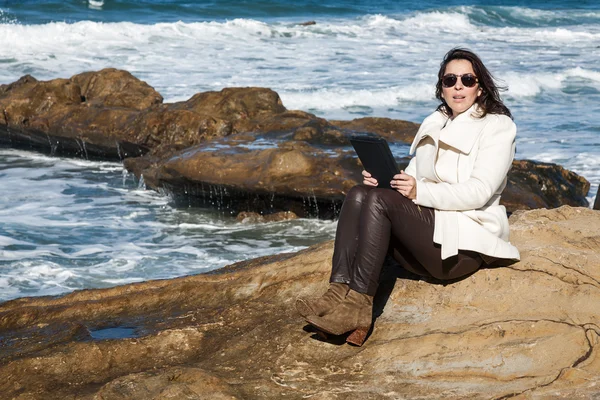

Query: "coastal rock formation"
<box><xmin>0</xmin><ymin>69</ymin><xmax>351</xmax><ymax>161</ymax></box>
<box><xmin>0</xmin><ymin>70</ymin><xmax>591</xmax><ymax>215</ymax></box>
<box><xmin>0</xmin><ymin>206</ymin><xmax>599</xmax><ymax>399</ymax></box>
<box><xmin>124</xmin><ymin>133</ymin><xmax>590</xmax><ymax>217</ymax></box>
<box><xmin>0</xmin><ymin>69</ymin><xmax>162</xmax><ymax>159</ymax></box>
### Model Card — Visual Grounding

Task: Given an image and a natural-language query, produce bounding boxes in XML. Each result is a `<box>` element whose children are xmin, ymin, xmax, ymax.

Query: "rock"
<box><xmin>71</xmin><ymin>68</ymin><xmax>163</xmax><ymax>110</ymax></box>
<box><xmin>236</xmin><ymin>211</ymin><xmax>298</xmax><ymax>223</ymax></box>
<box><xmin>123</xmin><ymin>134</ymin><xmax>371</xmax><ymax>218</ymax></box>
<box><xmin>331</xmin><ymin>117</ymin><xmax>419</xmax><ymax>143</ymax></box>
<box><xmin>0</xmin><ymin>206</ymin><xmax>598</xmax><ymax>399</ymax></box>
<box><xmin>94</xmin><ymin>367</ymin><xmax>243</xmax><ymax>399</ymax></box>
<box><xmin>504</xmin><ymin>159</ymin><xmax>590</xmax><ymax>210</ymax></box>
<box><xmin>0</xmin><ymin>69</ymin><xmax>161</xmax><ymax>160</ymax></box>
<box><xmin>125</xmin><ymin>131</ymin><xmax>590</xmax><ymax>217</ymax></box>
<box><xmin>0</xmin><ymin>71</ymin><xmax>345</xmax><ymax>160</ymax></box>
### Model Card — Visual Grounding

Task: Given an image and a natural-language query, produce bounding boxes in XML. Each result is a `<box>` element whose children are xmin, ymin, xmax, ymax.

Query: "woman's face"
<box><xmin>442</xmin><ymin>59</ymin><xmax>482</xmax><ymax>118</ymax></box>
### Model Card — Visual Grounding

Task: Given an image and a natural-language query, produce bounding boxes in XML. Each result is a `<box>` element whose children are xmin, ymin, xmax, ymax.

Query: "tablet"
<box><xmin>349</xmin><ymin>135</ymin><xmax>400</xmax><ymax>189</ymax></box>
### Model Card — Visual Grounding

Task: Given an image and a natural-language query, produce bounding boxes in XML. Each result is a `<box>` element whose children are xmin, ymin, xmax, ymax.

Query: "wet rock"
<box><xmin>125</xmin><ymin>132</ymin><xmax>590</xmax><ymax>218</ymax></box>
<box><xmin>71</xmin><ymin>68</ymin><xmax>163</xmax><ymax>110</ymax></box>
<box><xmin>236</xmin><ymin>211</ymin><xmax>298</xmax><ymax>223</ymax></box>
<box><xmin>0</xmin><ymin>206</ymin><xmax>599</xmax><ymax>399</ymax></box>
<box><xmin>0</xmin><ymin>69</ymin><xmax>160</xmax><ymax>160</ymax></box>
<box><xmin>331</xmin><ymin>116</ymin><xmax>419</xmax><ymax>143</ymax></box>
<box><xmin>505</xmin><ymin>159</ymin><xmax>591</xmax><ymax>211</ymax></box>
<box><xmin>0</xmin><ymin>71</ymin><xmax>345</xmax><ymax>160</ymax></box>
<box><xmin>124</xmin><ymin>134</ymin><xmax>369</xmax><ymax>218</ymax></box>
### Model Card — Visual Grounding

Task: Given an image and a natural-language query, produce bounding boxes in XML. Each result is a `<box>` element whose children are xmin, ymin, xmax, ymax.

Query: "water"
<box><xmin>1</xmin><ymin>0</ymin><xmax>599</xmax><ymax>301</ymax></box>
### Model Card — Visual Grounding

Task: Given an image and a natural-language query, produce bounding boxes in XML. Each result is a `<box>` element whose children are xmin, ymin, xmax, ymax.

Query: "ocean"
<box><xmin>0</xmin><ymin>0</ymin><xmax>598</xmax><ymax>301</ymax></box>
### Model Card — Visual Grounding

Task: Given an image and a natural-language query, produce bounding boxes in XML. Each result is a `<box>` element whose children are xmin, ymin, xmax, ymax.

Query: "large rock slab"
<box><xmin>124</xmin><ymin>133</ymin><xmax>590</xmax><ymax>217</ymax></box>
<box><xmin>0</xmin><ymin>70</ymin><xmax>356</xmax><ymax>161</ymax></box>
<box><xmin>0</xmin><ymin>206</ymin><xmax>598</xmax><ymax>399</ymax></box>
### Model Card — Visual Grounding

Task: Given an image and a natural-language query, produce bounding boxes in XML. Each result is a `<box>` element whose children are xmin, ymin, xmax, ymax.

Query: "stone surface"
<box><xmin>236</xmin><ymin>211</ymin><xmax>298</xmax><ymax>224</ymax></box>
<box><xmin>331</xmin><ymin>117</ymin><xmax>419</xmax><ymax>143</ymax></box>
<box><xmin>1</xmin><ymin>206</ymin><xmax>599</xmax><ymax>399</ymax></box>
<box><xmin>0</xmin><ymin>70</ymin><xmax>345</xmax><ymax>161</ymax></box>
<box><xmin>0</xmin><ymin>69</ymin><xmax>162</xmax><ymax>160</ymax></box>
<box><xmin>503</xmin><ymin>159</ymin><xmax>591</xmax><ymax>211</ymax></box>
<box><xmin>125</xmin><ymin>132</ymin><xmax>590</xmax><ymax>217</ymax></box>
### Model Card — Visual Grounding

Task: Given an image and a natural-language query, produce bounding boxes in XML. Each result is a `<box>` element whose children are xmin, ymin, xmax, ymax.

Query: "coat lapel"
<box><xmin>409</xmin><ymin>111</ymin><xmax>446</xmax><ymax>155</ymax></box>
<box><xmin>438</xmin><ymin>105</ymin><xmax>489</xmax><ymax>154</ymax></box>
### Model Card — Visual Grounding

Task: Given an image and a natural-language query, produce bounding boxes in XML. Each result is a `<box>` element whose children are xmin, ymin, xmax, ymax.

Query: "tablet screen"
<box><xmin>350</xmin><ymin>136</ymin><xmax>400</xmax><ymax>190</ymax></box>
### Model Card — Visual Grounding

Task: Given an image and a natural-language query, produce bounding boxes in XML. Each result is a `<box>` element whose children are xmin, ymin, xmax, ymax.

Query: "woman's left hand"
<box><xmin>391</xmin><ymin>171</ymin><xmax>417</xmax><ymax>200</ymax></box>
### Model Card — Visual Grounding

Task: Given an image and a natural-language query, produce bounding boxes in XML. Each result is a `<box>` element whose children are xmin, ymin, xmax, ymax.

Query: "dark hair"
<box><xmin>435</xmin><ymin>48</ymin><xmax>512</xmax><ymax>119</ymax></box>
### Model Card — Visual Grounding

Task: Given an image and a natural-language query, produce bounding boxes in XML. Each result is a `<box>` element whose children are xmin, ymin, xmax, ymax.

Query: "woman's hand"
<box><xmin>391</xmin><ymin>171</ymin><xmax>417</xmax><ymax>199</ymax></box>
<box><xmin>362</xmin><ymin>170</ymin><xmax>378</xmax><ymax>187</ymax></box>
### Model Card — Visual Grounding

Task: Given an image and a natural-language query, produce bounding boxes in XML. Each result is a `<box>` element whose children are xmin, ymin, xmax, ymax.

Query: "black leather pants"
<box><xmin>330</xmin><ymin>185</ymin><xmax>483</xmax><ymax>296</ymax></box>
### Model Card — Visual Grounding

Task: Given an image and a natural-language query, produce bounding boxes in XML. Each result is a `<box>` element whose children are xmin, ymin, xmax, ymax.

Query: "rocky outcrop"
<box><xmin>504</xmin><ymin>159</ymin><xmax>591</xmax><ymax>210</ymax></box>
<box><xmin>331</xmin><ymin>116</ymin><xmax>419</xmax><ymax>143</ymax></box>
<box><xmin>0</xmin><ymin>206</ymin><xmax>599</xmax><ymax>399</ymax></box>
<box><xmin>0</xmin><ymin>70</ymin><xmax>350</xmax><ymax>161</ymax></box>
<box><xmin>124</xmin><ymin>133</ymin><xmax>590</xmax><ymax>217</ymax></box>
<box><xmin>0</xmin><ymin>69</ymin><xmax>162</xmax><ymax>159</ymax></box>
<box><xmin>0</xmin><ymin>70</ymin><xmax>591</xmax><ymax>215</ymax></box>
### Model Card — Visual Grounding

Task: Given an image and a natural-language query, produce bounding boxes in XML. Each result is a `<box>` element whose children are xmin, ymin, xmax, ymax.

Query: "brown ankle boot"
<box><xmin>306</xmin><ymin>289</ymin><xmax>373</xmax><ymax>346</ymax></box>
<box><xmin>295</xmin><ymin>282</ymin><xmax>349</xmax><ymax>319</ymax></box>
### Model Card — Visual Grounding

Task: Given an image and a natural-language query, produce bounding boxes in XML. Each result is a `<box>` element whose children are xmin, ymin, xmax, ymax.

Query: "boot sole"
<box><xmin>307</xmin><ymin>318</ymin><xmax>370</xmax><ymax>346</ymax></box>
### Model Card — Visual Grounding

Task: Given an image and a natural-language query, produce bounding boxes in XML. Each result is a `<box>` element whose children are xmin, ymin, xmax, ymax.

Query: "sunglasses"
<box><xmin>441</xmin><ymin>73</ymin><xmax>479</xmax><ymax>88</ymax></box>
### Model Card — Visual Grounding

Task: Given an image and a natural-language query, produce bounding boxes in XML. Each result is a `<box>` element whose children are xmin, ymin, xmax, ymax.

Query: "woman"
<box><xmin>296</xmin><ymin>48</ymin><xmax>520</xmax><ymax>346</ymax></box>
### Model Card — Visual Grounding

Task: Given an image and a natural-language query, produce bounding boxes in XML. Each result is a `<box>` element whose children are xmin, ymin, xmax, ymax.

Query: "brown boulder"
<box><xmin>125</xmin><ymin>132</ymin><xmax>590</xmax><ymax>217</ymax></box>
<box><xmin>0</xmin><ymin>206</ymin><xmax>598</xmax><ymax>399</ymax></box>
<box><xmin>123</xmin><ymin>134</ymin><xmax>366</xmax><ymax>218</ymax></box>
<box><xmin>331</xmin><ymin>116</ymin><xmax>419</xmax><ymax>143</ymax></box>
<box><xmin>505</xmin><ymin>159</ymin><xmax>591</xmax><ymax>210</ymax></box>
<box><xmin>71</xmin><ymin>68</ymin><xmax>163</xmax><ymax>110</ymax></box>
<box><xmin>0</xmin><ymin>71</ymin><xmax>348</xmax><ymax>160</ymax></box>
<box><xmin>0</xmin><ymin>69</ymin><xmax>162</xmax><ymax>160</ymax></box>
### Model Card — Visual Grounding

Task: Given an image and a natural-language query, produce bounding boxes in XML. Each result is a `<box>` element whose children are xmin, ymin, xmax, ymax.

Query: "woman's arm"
<box><xmin>415</xmin><ymin>116</ymin><xmax>516</xmax><ymax>211</ymax></box>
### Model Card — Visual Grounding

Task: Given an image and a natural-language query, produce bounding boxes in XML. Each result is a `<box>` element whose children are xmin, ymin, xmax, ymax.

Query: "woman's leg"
<box><xmin>296</xmin><ymin>185</ymin><xmax>373</xmax><ymax>319</ymax></box>
<box><xmin>330</xmin><ymin>185</ymin><xmax>375</xmax><ymax>284</ymax></box>
<box><xmin>305</xmin><ymin>188</ymin><xmax>398</xmax><ymax>345</ymax></box>
<box><xmin>307</xmin><ymin>188</ymin><xmax>483</xmax><ymax>345</ymax></box>
<box><xmin>349</xmin><ymin>188</ymin><xmax>484</xmax><ymax>293</ymax></box>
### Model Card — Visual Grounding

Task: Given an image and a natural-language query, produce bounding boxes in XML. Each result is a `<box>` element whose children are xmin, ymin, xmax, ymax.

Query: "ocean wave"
<box><xmin>505</xmin><ymin>67</ymin><xmax>600</xmax><ymax>98</ymax></box>
<box><xmin>462</xmin><ymin>5</ymin><xmax>600</xmax><ymax>28</ymax></box>
<box><xmin>3</xmin><ymin>11</ymin><xmax>598</xmax><ymax>50</ymax></box>
<box><xmin>281</xmin><ymin>84</ymin><xmax>434</xmax><ymax>113</ymax></box>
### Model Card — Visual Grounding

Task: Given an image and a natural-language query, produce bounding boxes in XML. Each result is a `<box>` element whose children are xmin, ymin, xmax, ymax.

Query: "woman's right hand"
<box><xmin>362</xmin><ymin>170</ymin><xmax>378</xmax><ymax>187</ymax></box>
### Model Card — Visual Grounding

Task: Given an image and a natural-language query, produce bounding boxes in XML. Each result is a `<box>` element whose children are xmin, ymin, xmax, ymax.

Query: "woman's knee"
<box><xmin>345</xmin><ymin>184</ymin><xmax>373</xmax><ymax>204</ymax></box>
<box><xmin>364</xmin><ymin>188</ymin><xmax>399</xmax><ymax>212</ymax></box>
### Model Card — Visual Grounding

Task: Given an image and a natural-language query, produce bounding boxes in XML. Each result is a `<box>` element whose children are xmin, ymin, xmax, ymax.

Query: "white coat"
<box><xmin>404</xmin><ymin>105</ymin><xmax>520</xmax><ymax>261</ymax></box>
